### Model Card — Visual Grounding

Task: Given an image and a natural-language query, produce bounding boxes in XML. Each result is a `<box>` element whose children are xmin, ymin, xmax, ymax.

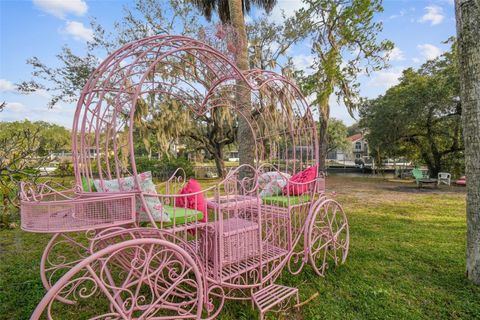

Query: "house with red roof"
<box><xmin>348</xmin><ymin>133</ymin><xmax>369</xmax><ymax>161</ymax></box>
<box><xmin>327</xmin><ymin>132</ymin><xmax>369</xmax><ymax>162</ymax></box>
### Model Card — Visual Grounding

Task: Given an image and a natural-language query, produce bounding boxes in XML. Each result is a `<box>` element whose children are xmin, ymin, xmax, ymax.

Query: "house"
<box><xmin>48</xmin><ymin>150</ymin><xmax>72</xmax><ymax>162</ymax></box>
<box><xmin>49</xmin><ymin>148</ymin><xmax>99</xmax><ymax>162</ymax></box>
<box><xmin>327</xmin><ymin>148</ymin><xmax>349</xmax><ymax>161</ymax></box>
<box><xmin>348</xmin><ymin>133</ymin><xmax>369</xmax><ymax>160</ymax></box>
<box><xmin>326</xmin><ymin>133</ymin><xmax>369</xmax><ymax>162</ymax></box>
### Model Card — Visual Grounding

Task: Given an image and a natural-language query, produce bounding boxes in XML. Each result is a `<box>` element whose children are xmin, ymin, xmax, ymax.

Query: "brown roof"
<box><xmin>347</xmin><ymin>133</ymin><xmax>363</xmax><ymax>142</ymax></box>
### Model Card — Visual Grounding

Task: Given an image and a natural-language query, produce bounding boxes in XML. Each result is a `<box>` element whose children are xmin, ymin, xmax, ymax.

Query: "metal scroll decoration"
<box><xmin>22</xmin><ymin>35</ymin><xmax>349</xmax><ymax>319</ymax></box>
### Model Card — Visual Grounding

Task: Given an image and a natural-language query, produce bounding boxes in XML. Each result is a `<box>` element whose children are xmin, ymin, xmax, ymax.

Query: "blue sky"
<box><xmin>0</xmin><ymin>0</ymin><xmax>456</xmax><ymax>128</ymax></box>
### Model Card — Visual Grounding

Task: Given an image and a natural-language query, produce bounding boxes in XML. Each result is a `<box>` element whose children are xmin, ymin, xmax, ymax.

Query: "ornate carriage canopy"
<box><xmin>72</xmin><ymin>35</ymin><xmax>318</xmax><ymax>189</ymax></box>
<box><xmin>23</xmin><ymin>35</ymin><xmax>350</xmax><ymax>320</ymax></box>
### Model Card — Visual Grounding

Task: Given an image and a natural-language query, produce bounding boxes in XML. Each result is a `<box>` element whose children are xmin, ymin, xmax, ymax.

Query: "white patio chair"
<box><xmin>438</xmin><ymin>172</ymin><xmax>451</xmax><ymax>186</ymax></box>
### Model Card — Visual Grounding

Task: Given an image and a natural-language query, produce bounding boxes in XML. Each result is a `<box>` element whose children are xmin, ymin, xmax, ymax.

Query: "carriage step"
<box><xmin>252</xmin><ymin>284</ymin><xmax>299</xmax><ymax>320</ymax></box>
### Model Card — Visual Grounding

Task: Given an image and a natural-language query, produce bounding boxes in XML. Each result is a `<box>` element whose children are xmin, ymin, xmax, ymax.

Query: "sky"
<box><xmin>0</xmin><ymin>0</ymin><xmax>457</xmax><ymax>128</ymax></box>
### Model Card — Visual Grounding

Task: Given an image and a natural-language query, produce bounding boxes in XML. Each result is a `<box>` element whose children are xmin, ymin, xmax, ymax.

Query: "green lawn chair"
<box><xmin>412</xmin><ymin>168</ymin><xmax>429</xmax><ymax>186</ymax></box>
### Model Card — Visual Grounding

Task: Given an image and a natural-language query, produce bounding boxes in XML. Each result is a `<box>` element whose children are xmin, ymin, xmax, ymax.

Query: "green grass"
<box><xmin>1</xmin><ymin>176</ymin><xmax>479</xmax><ymax>319</ymax></box>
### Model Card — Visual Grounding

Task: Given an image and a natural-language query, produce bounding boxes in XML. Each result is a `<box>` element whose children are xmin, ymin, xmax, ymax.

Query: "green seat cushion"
<box><xmin>81</xmin><ymin>176</ymin><xmax>97</xmax><ymax>192</ymax></box>
<box><xmin>162</xmin><ymin>205</ymin><xmax>203</xmax><ymax>226</ymax></box>
<box><xmin>261</xmin><ymin>195</ymin><xmax>311</xmax><ymax>207</ymax></box>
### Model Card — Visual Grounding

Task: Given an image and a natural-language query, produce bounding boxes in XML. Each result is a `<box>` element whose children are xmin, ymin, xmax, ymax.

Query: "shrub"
<box><xmin>134</xmin><ymin>156</ymin><xmax>194</xmax><ymax>181</ymax></box>
<box><xmin>0</xmin><ymin>168</ymin><xmax>39</xmax><ymax>229</ymax></box>
<box><xmin>0</xmin><ymin>184</ymin><xmax>19</xmax><ymax>229</ymax></box>
<box><xmin>54</xmin><ymin>162</ymin><xmax>74</xmax><ymax>177</ymax></box>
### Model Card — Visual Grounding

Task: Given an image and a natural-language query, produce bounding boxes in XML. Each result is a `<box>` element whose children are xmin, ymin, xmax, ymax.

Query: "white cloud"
<box><xmin>389</xmin><ymin>9</ymin><xmax>406</xmax><ymax>20</ymax></box>
<box><xmin>307</xmin><ymin>89</ymin><xmax>357</xmax><ymax>126</ymax></box>
<box><xmin>0</xmin><ymin>79</ymin><xmax>16</xmax><ymax>92</ymax></box>
<box><xmin>0</xmin><ymin>78</ymin><xmax>50</xmax><ymax>98</ymax></box>
<box><xmin>329</xmin><ymin>96</ymin><xmax>357</xmax><ymax>125</ymax></box>
<box><xmin>291</xmin><ymin>53</ymin><xmax>315</xmax><ymax>75</ymax></box>
<box><xmin>386</xmin><ymin>47</ymin><xmax>405</xmax><ymax>61</ymax></box>
<box><xmin>367</xmin><ymin>67</ymin><xmax>404</xmax><ymax>89</ymax></box>
<box><xmin>34</xmin><ymin>89</ymin><xmax>51</xmax><ymax>99</ymax></box>
<box><xmin>4</xmin><ymin>102</ymin><xmax>26</xmax><ymax>113</ymax></box>
<box><xmin>33</xmin><ymin>0</ymin><xmax>87</xmax><ymax>19</ymax></box>
<box><xmin>419</xmin><ymin>6</ymin><xmax>444</xmax><ymax>25</ymax></box>
<box><xmin>2</xmin><ymin>101</ymin><xmax>75</xmax><ymax>128</ymax></box>
<box><xmin>268</xmin><ymin>0</ymin><xmax>303</xmax><ymax>21</ymax></box>
<box><xmin>417</xmin><ymin>43</ymin><xmax>443</xmax><ymax>60</ymax></box>
<box><xmin>412</xmin><ymin>57</ymin><xmax>421</xmax><ymax>63</ymax></box>
<box><xmin>63</xmin><ymin>21</ymin><xmax>93</xmax><ymax>42</ymax></box>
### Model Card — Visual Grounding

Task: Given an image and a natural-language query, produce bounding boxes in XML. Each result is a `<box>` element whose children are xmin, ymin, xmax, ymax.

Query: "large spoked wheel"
<box><xmin>307</xmin><ymin>199</ymin><xmax>349</xmax><ymax>276</ymax></box>
<box><xmin>32</xmin><ymin>239</ymin><xmax>204</xmax><ymax>319</ymax></box>
<box><xmin>40</xmin><ymin>233</ymin><xmax>91</xmax><ymax>304</ymax></box>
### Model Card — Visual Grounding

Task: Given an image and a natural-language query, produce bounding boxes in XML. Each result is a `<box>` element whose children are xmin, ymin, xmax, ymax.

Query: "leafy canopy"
<box><xmin>292</xmin><ymin>0</ymin><xmax>394</xmax><ymax>114</ymax></box>
<box><xmin>0</xmin><ymin>121</ymin><xmax>71</xmax><ymax>228</ymax></box>
<box><xmin>327</xmin><ymin>118</ymin><xmax>350</xmax><ymax>153</ymax></box>
<box><xmin>360</xmin><ymin>41</ymin><xmax>463</xmax><ymax>176</ymax></box>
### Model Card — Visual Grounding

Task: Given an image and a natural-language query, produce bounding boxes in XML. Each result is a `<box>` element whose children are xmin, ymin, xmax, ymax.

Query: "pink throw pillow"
<box><xmin>283</xmin><ymin>166</ymin><xmax>317</xmax><ymax>196</ymax></box>
<box><xmin>176</xmin><ymin>179</ymin><xmax>207</xmax><ymax>222</ymax></box>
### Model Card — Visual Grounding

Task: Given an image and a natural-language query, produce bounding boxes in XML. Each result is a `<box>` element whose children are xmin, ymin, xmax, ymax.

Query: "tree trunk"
<box><xmin>317</xmin><ymin>82</ymin><xmax>332</xmax><ymax>171</ymax></box>
<box><xmin>318</xmin><ymin>105</ymin><xmax>329</xmax><ymax>171</ymax></box>
<box><xmin>424</xmin><ymin>149</ymin><xmax>441</xmax><ymax>178</ymax></box>
<box><xmin>213</xmin><ymin>144</ymin><xmax>226</xmax><ymax>178</ymax></box>
<box><xmin>229</xmin><ymin>0</ymin><xmax>255</xmax><ymax>178</ymax></box>
<box><xmin>455</xmin><ymin>0</ymin><xmax>480</xmax><ymax>285</ymax></box>
<box><xmin>426</xmin><ymin>107</ymin><xmax>442</xmax><ymax>178</ymax></box>
<box><xmin>432</xmin><ymin>154</ymin><xmax>442</xmax><ymax>178</ymax></box>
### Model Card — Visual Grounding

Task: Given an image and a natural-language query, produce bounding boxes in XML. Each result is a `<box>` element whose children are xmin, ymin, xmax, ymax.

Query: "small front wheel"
<box><xmin>307</xmin><ymin>199</ymin><xmax>349</xmax><ymax>276</ymax></box>
<box><xmin>31</xmin><ymin>238</ymin><xmax>204</xmax><ymax>319</ymax></box>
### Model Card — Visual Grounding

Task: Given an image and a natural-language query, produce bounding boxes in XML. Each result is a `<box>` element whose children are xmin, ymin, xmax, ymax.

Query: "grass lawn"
<box><xmin>1</xmin><ymin>176</ymin><xmax>479</xmax><ymax>319</ymax></box>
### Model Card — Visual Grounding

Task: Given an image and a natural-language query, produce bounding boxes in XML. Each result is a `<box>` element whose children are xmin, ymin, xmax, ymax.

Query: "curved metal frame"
<box><xmin>22</xmin><ymin>35</ymin><xmax>349</xmax><ymax>319</ymax></box>
<box><xmin>32</xmin><ymin>238</ymin><xmax>204</xmax><ymax>319</ymax></box>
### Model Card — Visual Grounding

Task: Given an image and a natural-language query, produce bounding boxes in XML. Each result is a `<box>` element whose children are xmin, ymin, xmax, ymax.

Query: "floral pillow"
<box><xmin>93</xmin><ymin>172</ymin><xmax>170</xmax><ymax>222</ymax></box>
<box><xmin>282</xmin><ymin>166</ymin><xmax>317</xmax><ymax>196</ymax></box>
<box><xmin>258</xmin><ymin>172</ymin><xmax>291</xmax><ymax>197</ymax></box>
<box><xmin>176</xmin><ymin>179</ymin><xmax>207</xmax><ymax>222</ymax></box>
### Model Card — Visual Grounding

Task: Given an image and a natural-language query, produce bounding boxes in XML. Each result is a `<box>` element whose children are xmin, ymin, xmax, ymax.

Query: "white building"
<box><xmin>327</xmin><ymin>133</ymin><xmax>369</xmax><ymax>162</ymax></box>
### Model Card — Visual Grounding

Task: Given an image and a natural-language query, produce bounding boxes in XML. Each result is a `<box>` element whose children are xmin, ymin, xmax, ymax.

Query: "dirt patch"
<box><xmin>325</xmin><ymin>175</ymin><xmax>466</xmax><ymax>204</ymax></box>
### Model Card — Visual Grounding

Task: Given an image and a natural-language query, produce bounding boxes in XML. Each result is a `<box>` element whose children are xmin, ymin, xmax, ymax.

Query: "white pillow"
<box><xmin>93</xmin><ymin>172</ymin><xmax>170</xmax><ymax>222</ymax></box>
<box><xmin>258</xmin><ymin>172</ymin><xmax>291</xmax><ymax>197</ymax></box>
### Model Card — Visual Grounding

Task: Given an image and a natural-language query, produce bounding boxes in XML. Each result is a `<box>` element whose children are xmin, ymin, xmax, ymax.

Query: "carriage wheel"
<box><xmin>307</xmin><ymin>199</ymin><xmax>349</xmax><ymax>276</ymax></box>
<box><xmin>40</xmin><ymin>233</ymin><xmax>91</xmax><ymax>304</ymax></box>
<box><xmin>32</xmin><ymin>238</ymin><xmax>204</xmax><ymax>319</ymax></box>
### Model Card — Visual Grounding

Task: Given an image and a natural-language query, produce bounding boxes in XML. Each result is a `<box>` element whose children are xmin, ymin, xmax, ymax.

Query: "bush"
<box><xmin>134</xmin><ymin>156</ymin><xmax>194</xmax><ymax>181</ymax></box>
<box><xmin>0</xmin><ymin>186</ymin><xmax>19</xmax><ymax>229</ymax></box>
<box><xmin>54</xmin><ymin>162</ymin><xmax>74</xmax><ymax>177</ymax></box>
<box><xmin>0</xmin><ymin>171</ymin><xmax>38</xmax><ymax>229</ymax></box>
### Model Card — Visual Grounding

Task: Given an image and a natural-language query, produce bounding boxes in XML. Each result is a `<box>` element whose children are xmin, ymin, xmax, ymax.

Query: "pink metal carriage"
<box><xmin>20</xmin><ymin>35</ymin><xmax>349</xmax><ymax>319</ymax></box>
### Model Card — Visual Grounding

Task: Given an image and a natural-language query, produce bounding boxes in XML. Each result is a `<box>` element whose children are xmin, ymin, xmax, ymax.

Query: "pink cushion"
<box><xmin>456</xmin><ymin>176</ymin><xmax>466</xmax><ymax>185</ymax></box>
<box><xmin>176</xmin><ymin>179</ymin><xmax>207</xmax><ymax>222</ymax></box>
<box><xmin>283</xmin><ymin>166</ymin><xmax>317</xmax><ymax>196</ymax></box>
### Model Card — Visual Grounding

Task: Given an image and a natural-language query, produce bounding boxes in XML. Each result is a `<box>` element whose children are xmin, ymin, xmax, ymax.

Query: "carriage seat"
<box><xmin>258</xmin><ymin>166</ymin><xmax>318</xmax><ymax>208</ymax></box>
<box><xmin>89</xmin><ymin>172</ymin><xmax>170</xmax><ymax>222</ymax></box>
<box><xmin>84</xmin><ymin>174</ymin><xmax>207</xmax><ymax>226</ymax></box>
<box><xmin>261</xmin><ymin>194</ymin><xmax>311</xmax><ymax>207</ymax></box>
<box><xmin>161</xmin><ymin>205</ymin><xmax>204</xmax><ymax>226</ymax></box>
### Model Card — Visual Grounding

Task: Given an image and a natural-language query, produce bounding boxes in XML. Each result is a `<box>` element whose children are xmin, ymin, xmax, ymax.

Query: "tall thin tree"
<box><xmin>191</xmin><ymin>0</ymin><xmax>277</xmax><ymax>174</ymax></box>
<box><xmin>292</xmin><ymin>0</ymin><xmax>393</xmax><ymax>170</ymax></box>
<box><xmin>455</xmin><ymin>0</ymin><xmax>480</xmax><ymax>285</ymax></box>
